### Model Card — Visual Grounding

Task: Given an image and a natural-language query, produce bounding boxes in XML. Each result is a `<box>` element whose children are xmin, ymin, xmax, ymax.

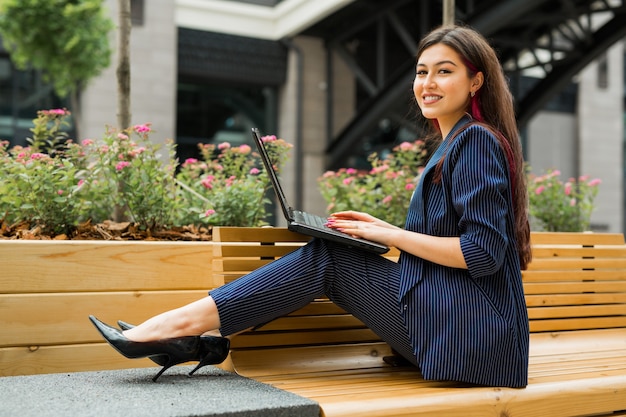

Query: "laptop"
<box><xmin>251</xmin><ymin>128</ymin><xmax>389</xmax><ymax>254</ymax></box>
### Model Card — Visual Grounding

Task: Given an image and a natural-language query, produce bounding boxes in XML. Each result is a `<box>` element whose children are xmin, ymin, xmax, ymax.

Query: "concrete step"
<box><xmin>0</xmin><ymin>365</ymin><xmax>319</xmax><ymax>417</ymax></box>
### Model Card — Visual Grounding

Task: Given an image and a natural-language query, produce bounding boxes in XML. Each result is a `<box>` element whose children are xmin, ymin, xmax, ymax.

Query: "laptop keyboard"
<box><xmin>293</xmin><ymin>210</ymin><xmax>329</xmax><ymax>229</ymax></box>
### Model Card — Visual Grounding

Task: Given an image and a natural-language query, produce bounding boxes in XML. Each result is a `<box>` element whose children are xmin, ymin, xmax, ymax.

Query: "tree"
<box><xmin>0</xmin><ymin>0</ymin><xmax>114</xmax><ymax>133</ymax></box>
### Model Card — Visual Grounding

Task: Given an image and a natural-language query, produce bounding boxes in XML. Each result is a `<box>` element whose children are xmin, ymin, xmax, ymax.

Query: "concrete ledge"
<box><xmin>0</xmin><ymin>365</ymin><xmax>319</xmax><ymax>417</ymax></box>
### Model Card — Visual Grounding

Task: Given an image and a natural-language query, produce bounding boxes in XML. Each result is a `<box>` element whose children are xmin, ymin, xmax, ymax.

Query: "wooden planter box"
<box><xmin>0</xmin><ymin>239</ymin><xmax>221</xmax><ymax>376</ymax></box>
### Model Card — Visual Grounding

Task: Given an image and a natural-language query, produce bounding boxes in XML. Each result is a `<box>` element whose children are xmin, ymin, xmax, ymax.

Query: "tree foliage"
<box><xmin>0</xmin><ymin>0</ymin><xmax>114</xmax><ymax>98</ymax></box>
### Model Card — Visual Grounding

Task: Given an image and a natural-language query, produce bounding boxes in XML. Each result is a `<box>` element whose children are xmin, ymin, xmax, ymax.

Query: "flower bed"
<box><xmin>0</xmin><ymin>109</ymin><xmax>291</xmax><ymax>239</ymax></box>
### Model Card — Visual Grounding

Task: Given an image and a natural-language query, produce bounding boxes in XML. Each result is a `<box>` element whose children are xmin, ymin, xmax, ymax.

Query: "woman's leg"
<box><xmin>213</xmin><ymin>238</ymin><xmax>417</xmax><ymax>365</ymax></box>
<box><xmin>122</xmin><ymin>297</ymin><xmax>220</xmax><ymax>342</ymax></box>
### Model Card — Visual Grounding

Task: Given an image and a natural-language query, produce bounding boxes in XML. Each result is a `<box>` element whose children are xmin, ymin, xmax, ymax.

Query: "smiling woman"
<box><xmin>89</xmin><ymin>25</ymin><xmax>533</xmax><ymax>389</ymax></box>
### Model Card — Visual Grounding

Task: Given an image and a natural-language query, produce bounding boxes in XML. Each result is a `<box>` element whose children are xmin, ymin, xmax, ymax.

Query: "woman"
<box><xmin>90</xmin><ymin>24</ymin><xmax>531</xmax><ymax>388</ymax></box>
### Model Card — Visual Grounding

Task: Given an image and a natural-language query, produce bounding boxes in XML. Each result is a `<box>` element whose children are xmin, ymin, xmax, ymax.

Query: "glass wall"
<box><xmin>0</xmin><ymin>54</ymin><xmax>68</xmax><ymax>146</ymax></box>
<box><xmin>176</xmin><ymin>78</ymin><xmax>277</xmax><ymax>163</ymax></box>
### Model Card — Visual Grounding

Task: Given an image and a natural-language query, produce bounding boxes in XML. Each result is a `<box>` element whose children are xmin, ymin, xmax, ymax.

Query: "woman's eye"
<box><xmin>439</xmin><ymin>68</ymin><xmax>452</xmax><ymax>74</ymax></box>
<box><xmin>416</xmin><ymin>70</ymin><xmax>427</xmax><ymax>76</ymax></box>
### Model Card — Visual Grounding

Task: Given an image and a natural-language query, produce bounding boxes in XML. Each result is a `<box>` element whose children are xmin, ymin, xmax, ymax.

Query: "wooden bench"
<box><xmin>212</xmin><ymin>227</ymin><xmax>626</xmax><ymax>417</ymax></box>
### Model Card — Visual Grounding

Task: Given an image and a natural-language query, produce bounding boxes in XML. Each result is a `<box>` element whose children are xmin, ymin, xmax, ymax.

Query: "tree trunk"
<box><xmin>115</xmin><ymin>0</ymin><xmax>132</xmax><ymax>222</ymax></box>
<box><xmin>117</xmin><ymin>0</ymin><xmax>131</xmax><ymax>130</ymax></box>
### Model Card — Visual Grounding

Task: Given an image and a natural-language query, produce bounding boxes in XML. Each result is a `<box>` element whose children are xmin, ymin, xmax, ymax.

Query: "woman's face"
<box><xmin>413</xmin><ymin>43</ymin><xmax>482</xmax><ymax>136</ymax></box>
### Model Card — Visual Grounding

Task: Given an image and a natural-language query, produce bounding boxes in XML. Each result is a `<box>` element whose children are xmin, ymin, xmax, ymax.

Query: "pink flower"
<box><xmin>249</xmin><ymin>168</ymin><xmax>260</xmax><ymax>175</ymax></box>
<box><xmin>564</xmin><ymin>182</ymin><xmax>572</xmax><ymax>196</ymax></box>
<box><xmin>41</xmin><ymin>108</ymin><xmax>67</xmax><ymax>117</ymax></box>
<box><xmin>218</xmin><ymin>142</ymin><xmax>231</xmax><ymax>150</ymax></box>
<box><xmin>225</xmin><ymin>175</ymin><xmax>236</xmax><ymax>187</ymax></box>
<box><xmin>117</xmin><ymin>133</ymin><xmax>129</xmax><ymax>140</ymax></box>
<box><xmin>588</xmin><ymin>178</ymin><xmax>602</xmax><ymax>187</ymax></box>
<box><xmin>261</xmin><ymin>135</ymin><xmax>277</xmax><ymax>142</ymax></box>
<box><xmin>370</xmin><ymin>164</ymin><xmax>389</xmax><ymax>174</ymax></box>
<box><xmin>57</xmin><ymin>189</ymin><xmax>64</xmax><ymax>195</ymax></box>
<box><xmin>237</xmin><ymin>144</ymin><xmax>252</xmax><ymax>155</ymax></box>
<box><xmin>346</xmin><ymin>168</ymin><xmax>358</xmax><ymax>175</ymax></box>
<box><xmin>203</xmin><ymin>209</ymin><xmax>216</xmax><ymax>217</ymax></box>
<box><xmin>128</xmin><ymin>147</ymin><xmax>146</xmax><ymax>158</ymax></box>
<box><xmin>133</xmin><ymin>124</ymin><xmax>151</xmax><ymax>134</ymax></box>
<box><xmin>184</xmin><ymin>158</ymin><xmax>198</xmax><ymax>166</ymax></box>
<box><xmin>382</xmin><ymin>195</ymin><xmax>393</xmax><ymax>204</ymax></box>
<box><xmin>535</xmin><ymin>186</ymin><xmax>545</xmax><ymax>195</ymax></box>
<box><xmin>570</xmin><ymin>198</ymin><xmax>576</xmax><ymax>207</ymax></box>
<box><xmin>399</xmin><ymin>142</ymin><xmax>413</xmax><ymax>151</ymax></box>
<box><xmin>115</xmin><ymin>161</ymin><xmax>131</xmax><ymax>171</ymax></box>
<box><xmin>342</xmin><ymin>177</ymin><xmax>354</xmax><ymax>185</ymax></box>
<box><xmin>81</xmin><ymin>139</ymin><xmax>94</xmax><ymax>146</ymax></box>
<box><xmin>30</xmin><ymin>153</ymin><xmax>47</xmax><ymax>160</ymax></box>
<box><xmin>201</xmin><ymin>175</ymin><xmax>215</xmax><ymax>189</ymax></box>
<box><xmin>405</xmin><ymin>183</ymin><xmax>415</xmax><ymax>191</ymax></box>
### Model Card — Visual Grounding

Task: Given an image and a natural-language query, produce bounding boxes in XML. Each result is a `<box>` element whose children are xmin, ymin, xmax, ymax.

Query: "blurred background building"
<box><xmin>1</xmin><ymin>0</ymin><xmax>624</xmax><ymax>232</ymax></box>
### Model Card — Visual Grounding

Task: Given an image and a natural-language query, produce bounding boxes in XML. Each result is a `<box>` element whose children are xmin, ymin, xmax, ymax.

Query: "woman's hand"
<box><xmin>326</xmin><ymin>211</ymin><xmax>401</xmax><ymax>246</ymax></box>
<box><xmin>327</xmin><ymin>211</ymin><xmax>467</xmax><ymax>268</ymax></box>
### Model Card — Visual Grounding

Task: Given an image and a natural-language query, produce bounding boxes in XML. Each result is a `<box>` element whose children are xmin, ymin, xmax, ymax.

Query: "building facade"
<box><xmin>2</xmin><ymin>0</ymin><xmax>624</xmax><ymax>232</ymax></box>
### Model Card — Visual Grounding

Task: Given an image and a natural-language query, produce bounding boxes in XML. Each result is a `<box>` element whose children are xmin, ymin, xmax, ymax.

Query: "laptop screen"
<box><xmin>251</xmin><ymin>128</ymin><xmax>293</xmax><ymax>221</ymax></box>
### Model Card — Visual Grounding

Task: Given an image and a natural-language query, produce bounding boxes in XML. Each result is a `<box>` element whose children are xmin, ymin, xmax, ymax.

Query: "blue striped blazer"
<box><xmin>400</xmin><ymin>118</ymin><xmax>529</xmax><ymax>388</ymax></box>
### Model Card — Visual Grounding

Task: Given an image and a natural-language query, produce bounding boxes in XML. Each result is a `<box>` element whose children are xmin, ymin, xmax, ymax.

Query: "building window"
<box><xmin>131</xmin><ymin>0</ymin><xmax>144</xmax><ymax>26</ymax></box>
<box><xmin>0</xmin><ymin>55</ymin><xmax>70</xmax><ymax>146</ymax></box>
<box><xmin>176</xmin><ymin>79</ymin><xmax>277</xmax><ymax>163</ymax></box>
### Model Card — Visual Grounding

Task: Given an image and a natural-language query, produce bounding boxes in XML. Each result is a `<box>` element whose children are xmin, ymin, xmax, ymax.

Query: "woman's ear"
<box><xmin>471</xmin><ymin>71</ymin><xmax>484</xmax><ymax>94</ymax></box>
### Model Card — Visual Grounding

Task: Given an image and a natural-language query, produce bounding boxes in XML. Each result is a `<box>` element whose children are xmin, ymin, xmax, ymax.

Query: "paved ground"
<box><xmin>0</xmin><ymin>366</ymin><xmax>319</xmax><ymax>417</ymax></box>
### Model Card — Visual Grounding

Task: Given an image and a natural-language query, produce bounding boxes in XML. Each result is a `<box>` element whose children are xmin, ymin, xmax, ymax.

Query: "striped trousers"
<box><xmin>210</xmin><ymin>238</ymin><xmax>418</xmax><ymax>365</ymax></box>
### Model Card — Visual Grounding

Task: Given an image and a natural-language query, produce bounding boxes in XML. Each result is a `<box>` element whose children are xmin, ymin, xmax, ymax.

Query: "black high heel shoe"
<box><xmin>89</xmin><ymin>316</ymin><xmax>230</xmax><ymax>382</ymax></box>
<box><xmin>116</xmin><ymin>320</ymin><xmax>168</xmax><ymax>366</ymax></box>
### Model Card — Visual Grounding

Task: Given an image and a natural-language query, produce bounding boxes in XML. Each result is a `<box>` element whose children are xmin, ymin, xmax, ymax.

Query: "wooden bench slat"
<box><xmin>213</xmin><ymin>227</ymin><xmax>311</xmax><ymax>242</ymax></box>
<box><xmin>524</xmin><ymin>281</ymin><xmax>626</xmax><ymax>294</ymax></box>
<box><xmin>525</xmin><ymin>293</ymin><xmax>626</xmax><ymax>307</ymax></box>
<box><xmin>529</xmin><ymin>328</ymin><xmax>626</xmax><ymax>354</ymax></box>
<box><xmin>230</xmin><ymin>342</ymin><xmax>394</xmax><ymax>377</ymax></box>
<box><xmin>216</xmin><ymin>245</ymin><xmax>303</xmax><ymax>258</ymax></box>
<box><xmin>529</xmin><ymin>316</ymin><xmax>626</xmax><ymax>332</ymax></box>
<box><xmin>529</xmin><ymin>232</ymin><xmax>626</xmax><ymax>245</ymax></box>
<box><xmin>285</xmin><ymin>299</ymin><xmax>346</xmax><ymax>315</ymax></box>
<box><xmin>528</xmin><ymin>304</ymin><xmax>626</xmax><ymax>319</ymax></box>
<box><xmin>523</xmin><ymin>269</ymin><xmax>626</xmax><ymax>281</ymax></box>
<box><xmin>525</xmin><ymin>257</ymin><xmax>626</xmax><ymax>270</ymax></box>
<box><xmin>531</xmin><ymin>246</ymin><xmax>626</xmax><ymax>258</ymax></box>
<box><xmin>213</xmin><ymin>259</ymin><xmax>279</xmax><ymax>272</ymax></box>
<box><xmin>229</xmin><ymin>328</ymin><xmax>382</xmax><ymax>349</ymax></box>
<box><xmin>249</xmin><ymin>314</ymin><xmax>367</xmax><ymax>332</ymax></box>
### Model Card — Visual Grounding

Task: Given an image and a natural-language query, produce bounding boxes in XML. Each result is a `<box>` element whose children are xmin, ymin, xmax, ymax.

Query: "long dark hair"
<box><xmin>417</xmin><ymin>25</ymin><xmax>531</xmax><ymax>269</ymax></box>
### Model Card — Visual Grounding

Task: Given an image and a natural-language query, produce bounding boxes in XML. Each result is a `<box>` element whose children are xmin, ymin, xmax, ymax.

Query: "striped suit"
<box><xmin>211</xmin><ymin>117</ymin><xmax>529</xmax><ymax>388</ymax></box>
